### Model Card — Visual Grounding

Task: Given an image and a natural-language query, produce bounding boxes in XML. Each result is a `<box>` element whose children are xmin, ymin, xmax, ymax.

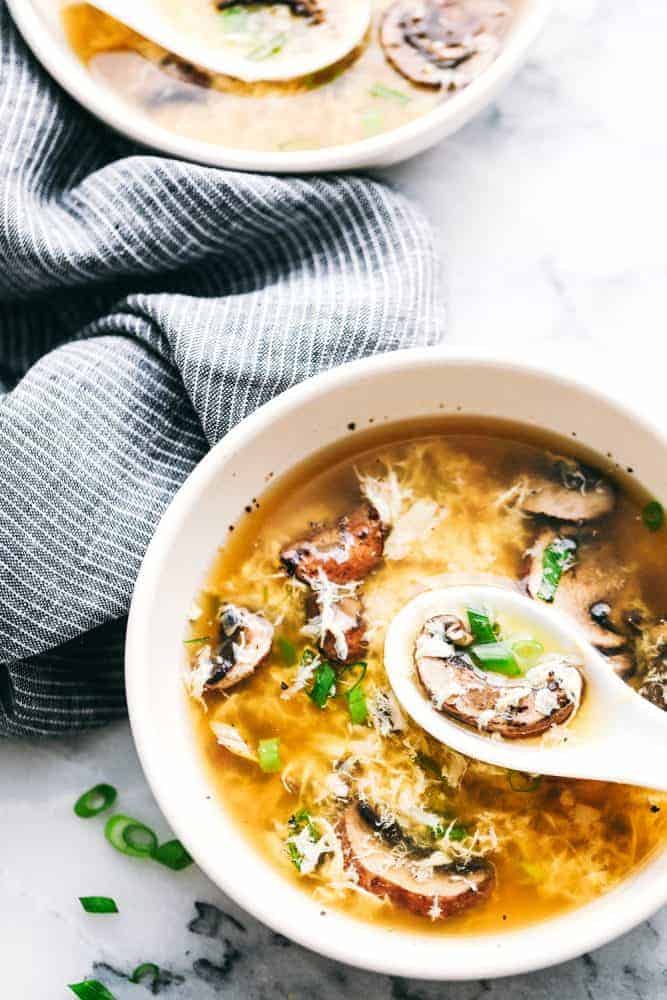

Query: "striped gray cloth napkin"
<box><xmin>0</xmin><ymin>2</ymin><xmax>442</xmax><ymax>737</ymax></box>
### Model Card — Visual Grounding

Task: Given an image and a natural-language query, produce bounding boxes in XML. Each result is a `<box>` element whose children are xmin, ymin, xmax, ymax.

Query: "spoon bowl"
<box><xmin>385</xmin><ymin>585</ymin><xmax>667</xmax><ymax>792</ymax></box>
<box><xmin>86</xmin><ymin>0</ymin><xmax>372</xmax><ymax>83</ymax></box>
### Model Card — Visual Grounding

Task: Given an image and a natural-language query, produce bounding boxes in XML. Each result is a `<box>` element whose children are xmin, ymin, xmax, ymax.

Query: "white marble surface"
<box><xmin>5</xmin><ymin>0</ymin><xmax>667</xmax><ymax>997</ymax></box>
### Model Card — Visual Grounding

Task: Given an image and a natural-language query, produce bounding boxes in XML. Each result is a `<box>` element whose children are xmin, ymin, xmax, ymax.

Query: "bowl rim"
<box><xmin>9</xmin><ymin>0</ymin><xmax>553</xmax><ymax>173</ymax></box>
<box><xmin>126</xmin><ymin>346</ymin><xmax>667</xmax><ymax>980</ymax></box>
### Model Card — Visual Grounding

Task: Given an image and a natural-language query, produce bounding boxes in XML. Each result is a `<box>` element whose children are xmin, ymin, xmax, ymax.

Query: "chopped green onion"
<box><xmin>466</xmin><ymin>608</ymin><xmax>497</xmax><ymax>644</ymax></box>
<box><xmin>74</xmin><ymin>783</ymin><xmax>117</xmax><ymax>819</ymax></box>
<box><xmin>258</xmin><ymin>737</ymin><xmax>282</xmax><ymax>773</ymax></box>
<box><xmin>287</xmin><ymin>841</ymin><xmax>303</xmax><ymax>871</ymax></box>
<box><xmin>131</xmin><ymin>964</ymin><xmax>160</xmax><ymax>987</ymax></box>
<box><xmin>508</xmin><ymin>771</ymin><xmax>542</xmax><ymax>793</ymax></box>
<box><xmin>277</xmin><ymin>636</ymin><xmax>297</xmax><ymax>665</ymax></box>
<box><xmin>104</xmin><ymin>814</ymin><xmax>157</xmax><ymax>859</ymax></box>
<box><xmin>643</xmin><ymin>500</ymin><xmax>664</xmax><ymax>532</ymax></box>
<box><xmin>287</xmin><ymin>809</ymin><xmax>321</xmax><ymax>871</ymax></box>
<box><xmin>248</xmin><ymin>32</ymin><xmax>287</xmax><ymax>61</ymax></box>
<box><xmin>154</xmin><ymin>839</ymin><xmax>193</xmax><ymax>870</ymax></box>
<box><xmin>79</xmin><ymin>896</ymin><xmax>118</xmax><ymax>914</ymax></box>
<box><xmin>362</xmin><ymin>110</ymin><xmax>383</xmax><ymax>136</ymax></box>
<box><xmin>347</xmin><ymin>684</ymin><xmax>367</xmax><ymax>725</ymax></box>
<box><xmin>470</xmin><ymin>642</ymin><xmax>521</xmax><ymax>677</ymax></box>
<box><xmin>289</xmin><ymin>808</ymin><xmax>319</xmax><ymax>839</ymax></box>
<box><xmin>369</xmin><ymin>82</ymin><xmax>411</xmax><ymax>104</ymax></box>
<box><xmin>511</xmin><ymin>638</ymin><xmax>544</xmax><ymax>670</ymax></box>
<box><xmin>68</xmin><ymin>982</ymin><xmax>116</xmax><ymax>1000</ymax></box>
<box><xmin>343</xmin><ymin>662</ymin><xmax>367</xmax><ymax>724</ymax></box>
<box><xmin>219</xmin><ymin>5</ymin><xmax>249</xmax><ymax>31</ymax></box>
<box><xmin>183</xmin><ymin>635</ymin><xmax>210</xmax><ymax>645</ymax></box>
<box><xmin>537</xmin><ymin>536</ymin><xmax>577</xmax><ymax>601</ymax></box>
<box><xmin>309</xmin><ymin>662</ymin><xmax>337</xmax><ymax>709</ymax></box>
<box><xmin>432</xmin><ymin>821</ymin><xmax>467</xmax><ymax>842</ymax></box>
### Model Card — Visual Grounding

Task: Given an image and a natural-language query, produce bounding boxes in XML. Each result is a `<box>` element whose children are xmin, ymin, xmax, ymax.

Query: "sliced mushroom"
<box><xmin>380</xmin><ymin>0</ymin><xmax>509</xmax><ymax>89</ymax></box>
<box><xmin>282</xmin><ymin>503</ymin><xmax>385</xmax><ymax>663</ymax></box>
<box><xmin>205</xmin><ymin>604</ymin><xmax>274</xmax><ymax>690</ymax></box>
<box><xmin>415</xmin><ymin>619</ymin><xmax>583</xmax><ymax>738</ymax></box>
<box><xmin>312</xmin><ymin>593</ymin><xmax>368</xmax><ymax>664</ymax></box>
<box><xmin>526</xmin><ymin>529</ymin><xmax>636</xmax><ymax>651</ymax></box>
<box><xmin>417</xmin><ymin>653</ymin><xmax>581</xmax><ymax>738</ymax></box>
<box><xmin>520</xmin><ymin>457</ymin><xmax>615</xmax><ymax>522</ymax></box>
<box><xmin>281</xmin><ymin>503</ymin><xmax>385</xmax><ymax>585</ymax></box>
<box><xmin>340</xmin><ymin>801</ymin><xmax>494</xmax><ymax>918</ymax></box>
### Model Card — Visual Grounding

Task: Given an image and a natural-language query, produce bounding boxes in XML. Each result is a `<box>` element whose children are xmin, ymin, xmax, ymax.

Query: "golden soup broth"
<box><xmin>61</xmin><ymin>1</ymin><xmax>512</xmax><ymax>152</ymax></box>
<box><xmin>189</xmin><ymin>420</ymin><xmax>667</xmax><ymax>934</ymax></box>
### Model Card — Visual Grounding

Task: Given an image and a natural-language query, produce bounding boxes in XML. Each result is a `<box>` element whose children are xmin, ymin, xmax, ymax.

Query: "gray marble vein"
<box><xmin>4</xmin><ymin>0</ymin><xmax>667</xmax><ymax>996</ymax></box>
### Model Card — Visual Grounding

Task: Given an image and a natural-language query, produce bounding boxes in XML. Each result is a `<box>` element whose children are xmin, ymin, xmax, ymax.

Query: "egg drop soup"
<box><xmin>185</xmin><ymin>419</ymin><xmax>667</xmax><ymax>933</ymax></box>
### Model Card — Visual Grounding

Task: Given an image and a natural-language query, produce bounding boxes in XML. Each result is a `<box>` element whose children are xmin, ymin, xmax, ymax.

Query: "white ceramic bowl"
<box><xmin>126</xmin><ymin>348</ymin><xmax>667</xmax><ymax>980</ymax></box>
<box><xmin>9</xmin><ymin>0</ymin><xmax>552</xmax><ymax>173</ymax></box>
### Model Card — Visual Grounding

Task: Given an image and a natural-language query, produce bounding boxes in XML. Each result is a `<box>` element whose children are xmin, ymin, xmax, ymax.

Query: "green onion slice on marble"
<box><xmin>131</xmin><ymin>963</ymin><xmax>161</xmax><ymax>986</ymax></box>
<box><xmin>68</xmin><ymin>981</ymin><xmax>116</xmax><ymax>1000</ymax></box>
<box><xmin>79</xmin><ymin>896</ymin><xmax>118</xmax><ymax>914</ymax></box>
<box><xmin>104</xmin><ymin>814</ymin><xmax>158</xmax><ymax>859</ymax></box>
<box><xmin>154</xmin><ymin>839</ymin><xmax>193</xmax><ymax>871</ymax></box>
<box><xmin>73</xmin><ymin>783</ymin><xmax>117</xmax><ymax>819</ymax></box>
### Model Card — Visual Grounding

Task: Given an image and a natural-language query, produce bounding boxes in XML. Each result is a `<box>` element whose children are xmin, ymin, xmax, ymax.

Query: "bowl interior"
<box><xmin>127</xmin><ymin>352</ymin><xmax>667</xmax><ymax>980</ymax></box>
<box><xmin>12</xmin><ymin>0</ymin><xmax>553</xmax><ymax>172</ymax></box>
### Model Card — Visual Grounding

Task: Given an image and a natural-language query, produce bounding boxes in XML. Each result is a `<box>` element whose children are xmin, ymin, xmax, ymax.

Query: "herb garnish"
<box><xmin>643</xmin><ymin>500</ymin><xmax>664</xmax><ymax>532</ymax></box>
<box><xmin>536</xmin><ymin>536</ymin><xmax>577</xmax><ymax>602</ymax></box>
<box><xmin>369</xmin><ymin>82</ymin><xmax>411</xmax><ymax>104</ymax></box>
<box><xmin>258</xmin><ymin>737</ymin><xmax>282</xmax><ymax>773</ymax></box>
<box><xmin>74</xmin><ymin>783</ymin><xmax>117</xmax><ymax>819</ymax></box>
<box><xmin>79</xmin><ymin>896</ymin><xmax>118</xmax><ymax>914</ymax></box>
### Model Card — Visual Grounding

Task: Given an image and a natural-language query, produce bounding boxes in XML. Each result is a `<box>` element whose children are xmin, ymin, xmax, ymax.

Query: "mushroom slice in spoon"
<box><xmin>527</xmin><ymin>529</ymin><xmax>637</xmax><ymax>652</ymax></box>
<box><xmin>340</xmin><ymin>802</ymin><xmax>494</xmax><ymax>918</ymax></box>
<box><xmin>205</xmin><ymin>604</ymin><xmax>274</xmax><ymax>691</ymax></box>
<box><xmin>415</xmin><ymin>617</ymin><xmax>583</xmax><ymax>738</ymax></box>
<box><xmin>281</xmin><ymin>503</ymin><xmax>386</xmax><ymax>585</ymax></box>
<box><xmin>520</xmin><ymin>457</ymin><xmax>615</xmax><ymax>521</ymax></box>
<box><xmin>380</xmin><ymin>0</ymin><xmax>510</xmax><ymax>89</ymax></box>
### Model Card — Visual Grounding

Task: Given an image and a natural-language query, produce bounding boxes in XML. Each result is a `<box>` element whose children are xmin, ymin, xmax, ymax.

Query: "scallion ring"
<box><xmin>68</xmin><ymin>981</ymin><xmax>116</xmax><ymax>1000</ymax></box>
<box><xmin>277</xmin><ymin>636</ymin><xmax>297</xmax><ymax>665</ymax></box>
<box><xmin>104</xmin><ymin>814</ymin><xmax>157</xmax><ymax>858</ymax></box>
<box><xmin>79</xmin><ymin>896</ymin><xmax>118</xmax><ymax>914</ymax></box>
<box><xmin>258</xmin><ymin>737</ymin><xmax>282</xmax><ymax>774</ymax></box>
<box><xmin>643</xmin><ymin>500</ymin><xmax>664</xmax><ymax>532</ymax></box>
<box><xmin>154</xmin><ymin>839</ymin><xmax>193</xmax><ymax>871</ymax></box>
<box><xmin>73</xmin><ymin>783</ymin><xmax>117</xmax><ymax>819</ymax></box>
<box><xmin>131</xmin><ymin>963</ymin><xmax>160</xmax><ymax>987</ymax></box>
<box><xmin>339</xmin><ymin>662</ymin><xmax>367</xmax><ymax>724</ymax></box>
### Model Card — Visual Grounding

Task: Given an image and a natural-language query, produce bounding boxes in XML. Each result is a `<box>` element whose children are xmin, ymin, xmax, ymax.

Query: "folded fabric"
<box><xmin>0</xmin><ymin>1</ymin><xmax>443</xmax><ymax>736</ymax></box>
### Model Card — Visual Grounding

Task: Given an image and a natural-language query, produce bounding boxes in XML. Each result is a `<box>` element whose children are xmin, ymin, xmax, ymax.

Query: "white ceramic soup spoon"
<box><xmin>85</xmin><ymin>0</ymin><xmax>372</xmax><ymax>83</ymax></box>
<box><xmin>384</xmin><ymin>585</ymin><xmax>667</xmax><ymax>792</ymax></box>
